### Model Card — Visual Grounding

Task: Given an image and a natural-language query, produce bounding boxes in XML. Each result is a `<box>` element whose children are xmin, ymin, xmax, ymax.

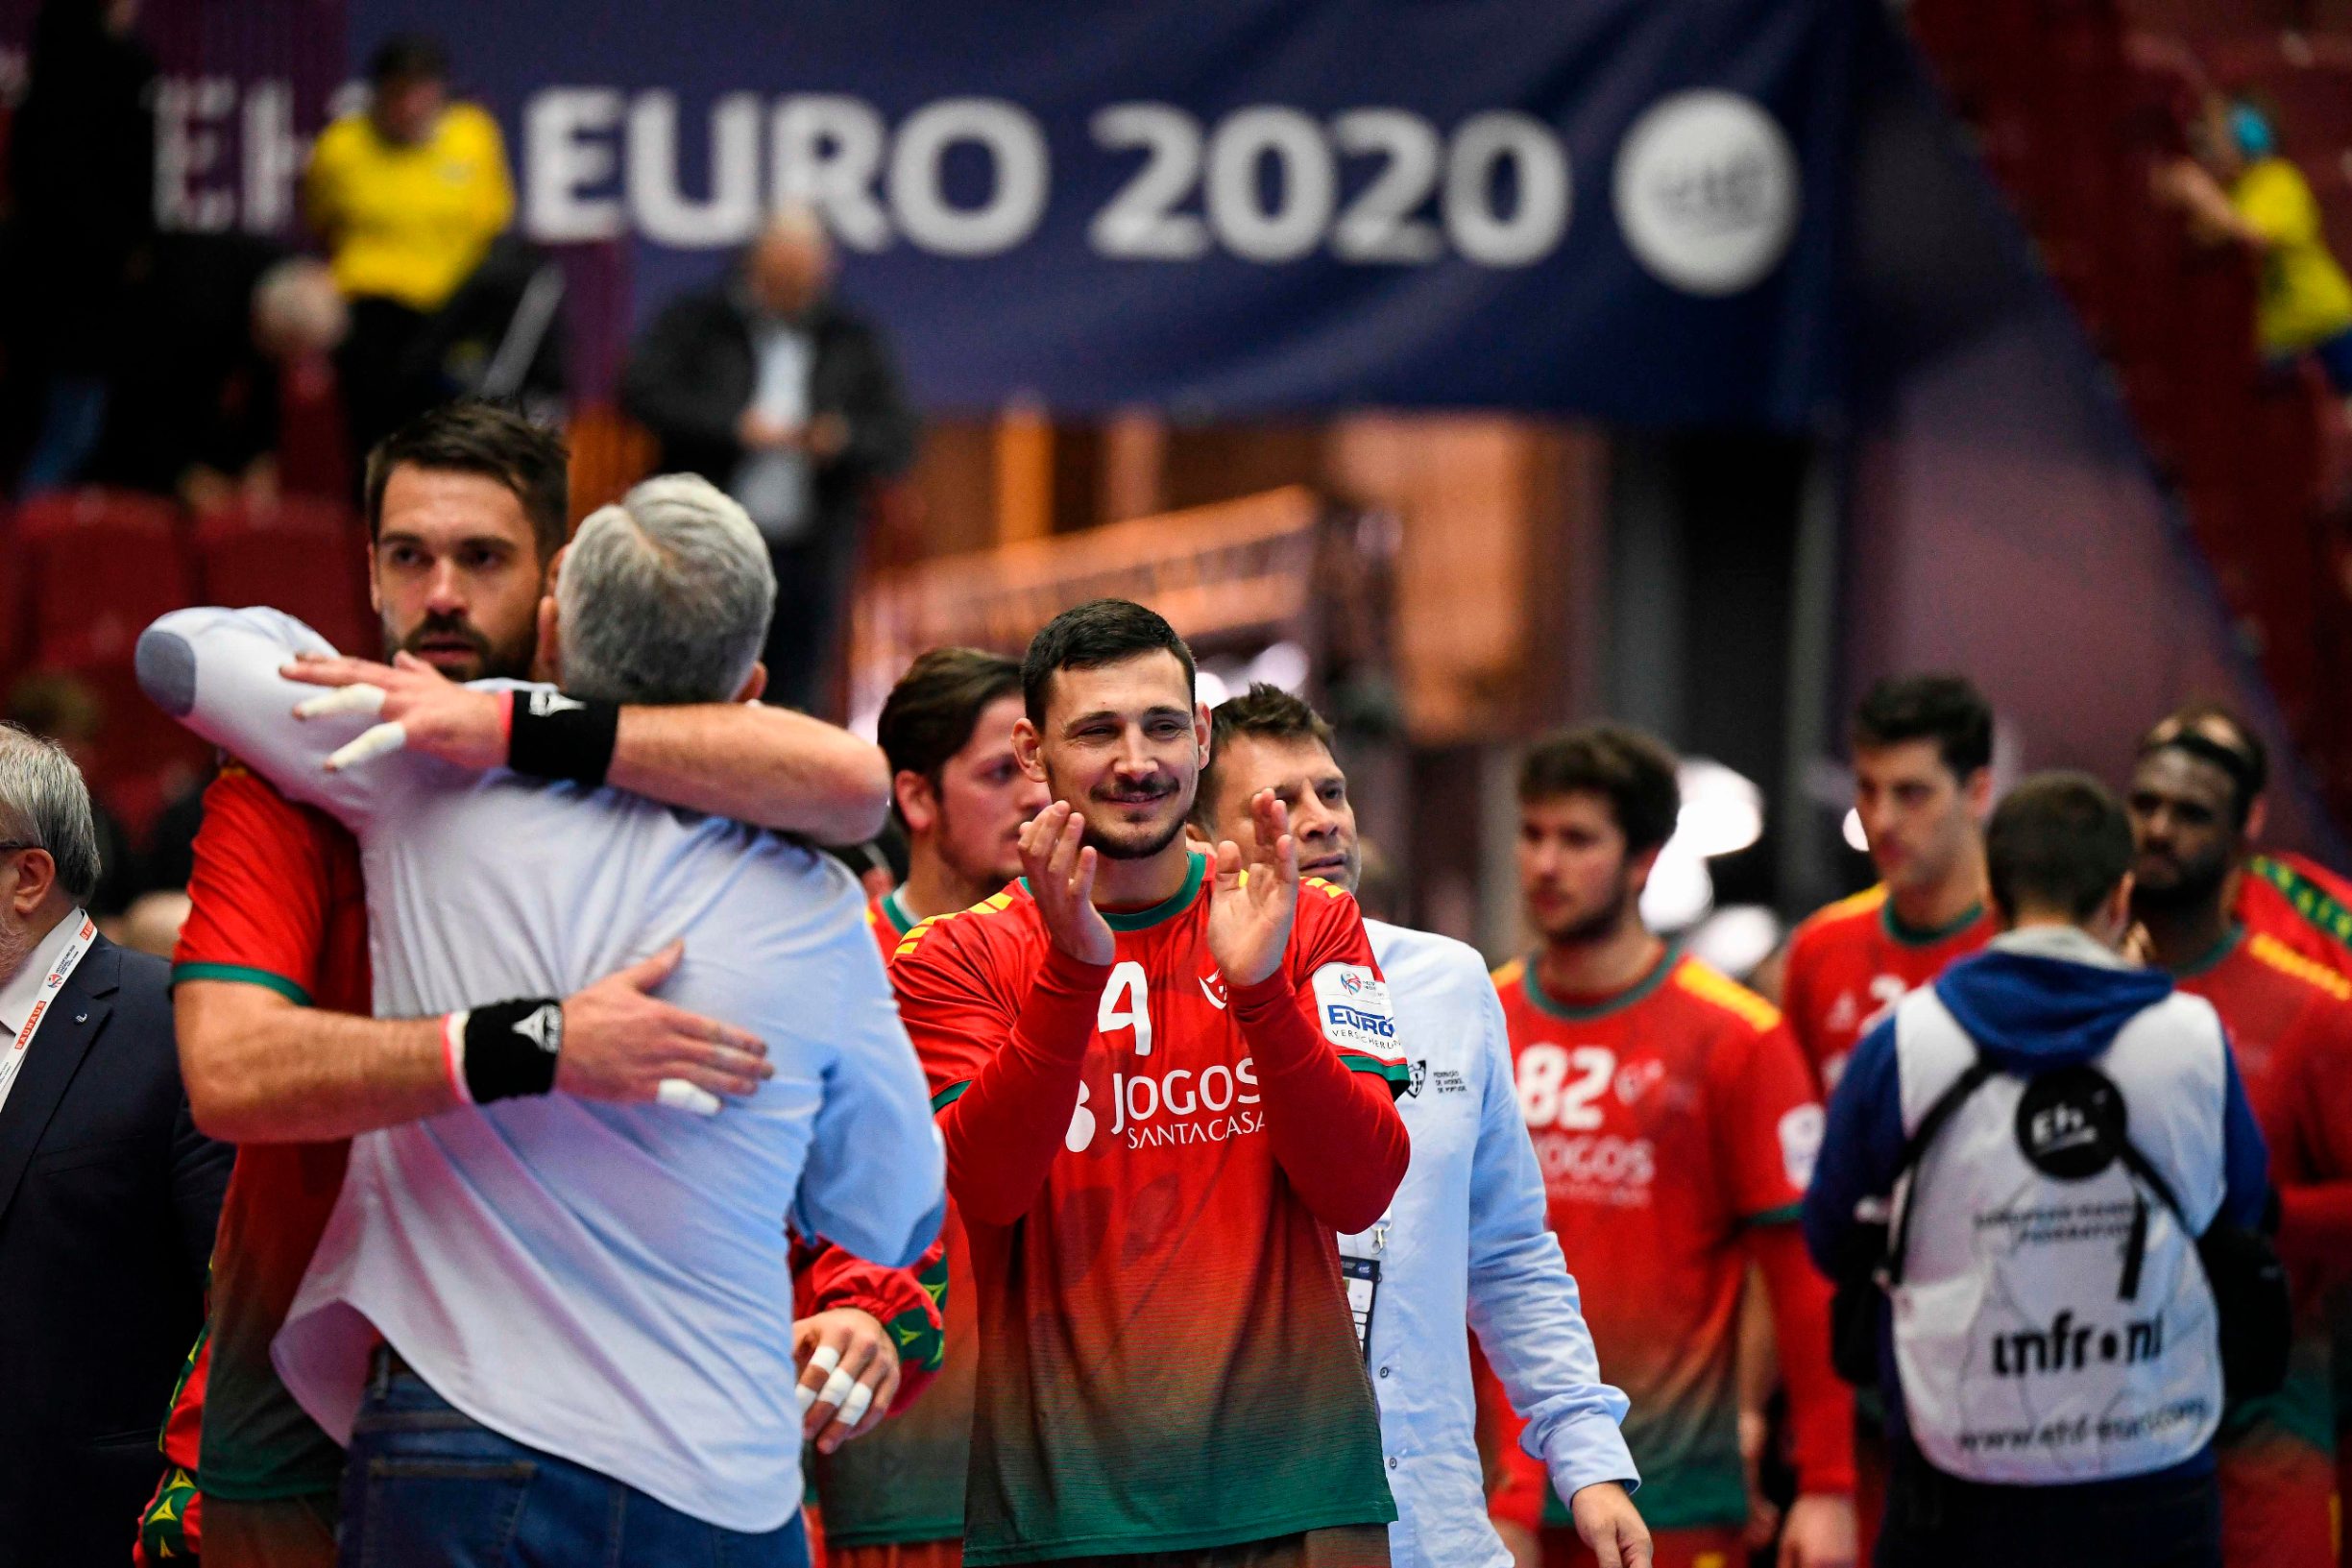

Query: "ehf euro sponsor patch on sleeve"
<box><xmin>1312</xmin><ymin>964</ymin><xmax>1402</xmax><ymax>1059</ymax></box>
<box><xmin>1778</xmin><ymin>1102</ymin><xmax>1826</xmax><ymax>1192</ymax></box>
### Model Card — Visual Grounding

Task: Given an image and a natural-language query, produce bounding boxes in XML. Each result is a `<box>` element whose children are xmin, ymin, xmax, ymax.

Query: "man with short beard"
<box><xmin>137</xmin><ymin>401</ymin><xmax>904</xmax><ymax>1567</ymax></box>
<box><xmin>2140</xmin><ymin>704</ymin><xmax>2352</xmax><ymax>978</ymax></box>
<box><xmin>142</xmin><ymin>471</ymin><xmax>941</xmax><ymax>1565</ymax></box>
<box><xmin>888</xmin><ymin>599</ymin><xmax>1411</xmax><ymax>1566</ymax></box>
<box><xmin>1491</xmin><ymin>727</ymin><xmax>1855</xmax><ymax>1568</ymax></box>
<box><xmin>2125</xmin><ymin>723</ymin><xmax>2352</xmax><ymax>1568</ymax></box>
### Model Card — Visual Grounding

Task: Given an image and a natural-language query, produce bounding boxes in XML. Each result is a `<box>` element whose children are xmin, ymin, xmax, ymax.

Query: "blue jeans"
<box><xmin>338</xmin><ymin>1354</ymin><xmax>812</xmax><ymax>1567</ymax></box>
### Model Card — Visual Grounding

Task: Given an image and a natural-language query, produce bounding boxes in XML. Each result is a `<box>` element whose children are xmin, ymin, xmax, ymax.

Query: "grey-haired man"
<box><xmin>140</xmin><ymin>474</ymin><xmax>939</xmax><ymax>1567</ymax></box>
<box><xmin>0</xmin><ymin>724</ymin><xmax>231</xmax><ymax>1567</ymax></box>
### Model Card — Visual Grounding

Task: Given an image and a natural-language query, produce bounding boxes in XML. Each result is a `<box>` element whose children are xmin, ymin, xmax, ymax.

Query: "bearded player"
<box><xmin>2142</xmin><ymin>704</ymin><xmax>2352</xmax><ymax>977</ymax></box>
<box><xmin>1489</xmin><ymin>726</ymin><xmax>1855</xmax><ymax>1568</ymax></box>
<box><xmin>136</xmin><ymin>403</ymin><xmax>909</xmax><ymax>1567</ymax></box>
<box><xmin>807</xmin><ymin>646</ymin><xmax>1048</xmax><ymax>1568</ymax></box>
<box><xmin>2126</xmin><ymin>723</ymin><xmax>2352</xmax><ymax>1568</ymax></box>
<box><xmin>1779</xmin><ymin>677</ymin><xmax>1998</xmax><ymax>1095</ymax></box>
<box><xmin>888</xmin><ymin>598</ymin><xmax>1410</xmax><ymax>1567</ymax></box>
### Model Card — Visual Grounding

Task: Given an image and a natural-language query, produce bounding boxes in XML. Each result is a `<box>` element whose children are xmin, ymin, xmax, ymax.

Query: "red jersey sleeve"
<box><xmin>889</xmin><ymin>911</ymin><xmax>1023</xmax><ymax>1109</ymax></box>
<box><xmin>1709</xmin><ymin>1015</ymin><xmax>1820</xmax><ymax>1222</ymax></box>
<box><xmin>1708</xmin><ymin>1004</ymin><xmax>1855</xmax><ymax>1496</ymax></box>
<box><xmin>892</xmin><ymin>900</ymin><xmax>1103</xmax><ymax>1226</ymax></box>
<box><xmin>1288</xmin><ymin>878</ymin><xmax>1411</xmax><ymax>1092</ymax></box>
<box><xmin>1779</xmin><ymin>926</ymin><xmax>1823</xmax><ymax>1081</ymax></box>
<box><xmin>2274</xmin><ymin>1001</ymin><xmax>2352</xmax><ymax>1292</ymax></box>
<box><xmin>1229</xmin><ymin>879</ymin><xmax>1410</xmax><ymax>1233</ymax></box>
<box><xmin>172</xmin><ymin>763</ymin><xmax>336</xmax><ymax>1003</ymax></box>
<box><xmin>793</xmin><ymin>1234</ymin><xmax>949</xmax><ymax>1402</ymax></box>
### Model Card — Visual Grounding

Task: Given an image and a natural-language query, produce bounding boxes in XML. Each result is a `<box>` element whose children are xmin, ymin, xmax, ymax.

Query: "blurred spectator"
<box><xmin>6</xmin><ymin>673</ymin><xmax>142</xmax><ymax>915</ymax></box>
<box><xmin>85</xmin><ymin>237</ymin><xmax>350</xmax><ymax>512</ymax></box>
<box><xmin>305</xmin><ymin>34</ymin><xmax>515</xmax><ymax>460</ymax></box>
<box><xmin>115</xmin><ymin>888</ymin><xmax>191</xmax><ymax>959</ymax></box>
<box><xmin>414</xmin><ymin>234</ymin><xmax>571</xmax><ymax>422</ymax></box>
<box><xmin>624</xmin><ymin>207</ymin><xmax>917</xmax><ymax>715</ymax></box>
<box><xmin>3</xmin><ymin>0</ymin><xmax>156</xmax><ymax>493</ymax></box>
<box><xmin>138</xmin><ymin>767</ymin><xmax>211</xmax><ymax>896</ymax></box>
<box><xmin>2158</xmin><ymin>96</ymin><xmax>2352</xmax><ymax>395</ymax></box>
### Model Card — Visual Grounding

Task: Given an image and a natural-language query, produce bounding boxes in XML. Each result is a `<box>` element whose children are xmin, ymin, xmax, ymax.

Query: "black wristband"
<box><xmin>508</xmin><ymin>690</ymin><xmax>619</xmax><ymax>785</ymax></box>
<box><xmin>462</xmin><ymin>998</ymin><xmax>566</xmax><ymax>1103</ymax></box>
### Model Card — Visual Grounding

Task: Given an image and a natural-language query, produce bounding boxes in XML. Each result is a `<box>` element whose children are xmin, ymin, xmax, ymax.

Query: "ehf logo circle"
<box><xmin>1612</xmin><ymin>89</ymin><xmax>1800</xmax><ymax>297</ymax></box>
<box><xmin>2013</xmin><ymin>1066</ymin><xmax>2128</xmax><ymax>1182</ymax></box>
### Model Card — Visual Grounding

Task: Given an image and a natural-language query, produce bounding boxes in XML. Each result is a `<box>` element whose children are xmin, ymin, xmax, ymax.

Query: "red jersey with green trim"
<box><xmin>2236</xmin><ymin>852</ymin><xmax>2352</xmax><ymax>980</ymax></box>
<box><xmin>807</xmin><ymin>888</ymin><xmax>975</xmax><ymax>1548</ymax></box>
<box><xmin>2174</xmin><ymin>929</ymin><xmax>2352</xmax><ymax>1468</ymax></box>
<box><xmin>1493</xmin><ymin>949</ymin><xmax>1822</xmax><ymax>1531</ymax></box>
<box><xmin>169</xmin><ymin>762</ymin><xmax>369</xmax><ymax>1503</ymax></box>
<box><xmin>889</xmin><ymin>855</ymin><xmax>1400</xmax><ymax>1564</ymax></box>
<box><xmin>1781</xmin><ymin>885</ymin><xmax>1995</xmax><ymax>1093</ymax></box>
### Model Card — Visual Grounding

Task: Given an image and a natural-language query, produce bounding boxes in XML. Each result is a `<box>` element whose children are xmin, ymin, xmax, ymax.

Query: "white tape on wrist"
<box><xmin>655</xmin><ymin>1078</ymin><xmax>722</xmax><ymax>1116</ymax></box>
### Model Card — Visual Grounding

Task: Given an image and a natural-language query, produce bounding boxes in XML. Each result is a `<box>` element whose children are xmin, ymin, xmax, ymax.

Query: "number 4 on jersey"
<box><xmin>1099</xmin><ymin>960</ymin><xmax>1152</xmax><ymax>1056</ymax></box>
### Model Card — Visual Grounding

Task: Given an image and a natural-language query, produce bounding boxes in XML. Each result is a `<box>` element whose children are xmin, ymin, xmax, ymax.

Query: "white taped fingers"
<box><xmin>656</xmin><ymin>1079</ymin><xmax>722</xmax><ymax>1116</ymax></box>
<box><xmin>326</xmin><ymin>722</ymin><xmax>409</xmax><ymax>772</ymax></box>
<box><xmin>295</xmin><ymin>684</ymin><xmax>388</xmax><ymax>720</ymax></box>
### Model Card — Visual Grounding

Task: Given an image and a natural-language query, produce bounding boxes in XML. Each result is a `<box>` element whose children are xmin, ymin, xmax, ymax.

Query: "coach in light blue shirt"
<box><xmin>1193</xmin><ymin>687</ymin><xmax>1649</xmax><ymax>1568</ymax></box>
<box><xmin>138</xmin><ymin>475</ymin><xmax>942</xmax><ymax>1567</ymax></box>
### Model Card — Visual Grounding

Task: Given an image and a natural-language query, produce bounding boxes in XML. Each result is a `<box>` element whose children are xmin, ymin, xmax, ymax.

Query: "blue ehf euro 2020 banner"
<box><xmin>352</xmin><ymin>0</ymin><xmax>1857</xmax><ymax>422</ymax></box>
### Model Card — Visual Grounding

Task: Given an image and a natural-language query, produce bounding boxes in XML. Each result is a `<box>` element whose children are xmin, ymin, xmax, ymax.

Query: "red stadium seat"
<box><xmin>11</xmin><ymin>489</ymin><xmax>192</xmax><ymax>672</ymax></box>
<box><xmin>192</xmin><ymin>497</ymin><xmax>375</xmax><ymax>655</ymax></box>
<box><xmin>5</xmin><ymin>490</ymin><xmax>210</xmax><ymax>842</ymax></box>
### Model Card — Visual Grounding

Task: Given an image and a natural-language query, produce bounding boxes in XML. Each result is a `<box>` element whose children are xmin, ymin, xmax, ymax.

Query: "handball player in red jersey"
<box><xmin>812</xmin><ymin>646</ymin><xmax>1048</xmax><ymax>1568</ymax></box>
<box><xmin>1779</xmin><ymin>678</ymin><xmax>1998</xmax><ymax>1096</ymax></box>
<box><xmin>1770</xmin><ymin>678</ymin><xmax>1994</xmax><ymax>1562</ymax></box>
<box><xmin>888</xmin><ymin>598</ymin><xmax>1411</xmax><ymax>1568</ymax></box>
<box><xmin>2135</xmin><ymin>703</ymin><xmax>2352</xmax><ymax>1533</ymax></box>
<box><xmin>136</xmin><ymin>401</ymin><xmax>909</xmax><ymax>1566</ymax></box>
<box><xmin>2127</xmin><ymin>728</ymin><xmax>2352</xmax><ymax>1568</ymax></box>
<box><xmin>1486</xmin><ymin>726</ymin><xmax>1855</xmax><ymax>1568</ymax></box>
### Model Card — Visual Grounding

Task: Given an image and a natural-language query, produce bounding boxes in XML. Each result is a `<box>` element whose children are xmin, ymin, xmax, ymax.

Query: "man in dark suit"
<box><xmin>0</xmin><ymin>723</ymin><xmax>230</xmax><ymax>1567</ymax></box>
<box><xmin>622</xmin><ymin>207</ymin><xmax>918</xmax><ymax>716</ymax></box>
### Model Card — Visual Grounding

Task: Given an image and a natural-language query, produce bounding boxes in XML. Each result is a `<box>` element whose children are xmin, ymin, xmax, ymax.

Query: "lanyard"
<box><xmin>0</xmin><ymin>912</ymin><xmax>95</xmax><ymax>1118</ymax></box>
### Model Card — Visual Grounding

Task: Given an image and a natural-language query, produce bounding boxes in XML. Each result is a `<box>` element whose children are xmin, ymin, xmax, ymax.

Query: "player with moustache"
<box><xmin>1189</xmin><ymin>684</ymin><xmax>1650</xmax><ymax>1568</ymax></box>
<box><xmin>888</xmin><ymin>600</ymin><xmax>1412</xmax><ymax>1567</ymax></box>
<box><xmin>2125</xmin><ymin>724</ymin><xmax>2352</xmax><ymax>1568</ymax></box>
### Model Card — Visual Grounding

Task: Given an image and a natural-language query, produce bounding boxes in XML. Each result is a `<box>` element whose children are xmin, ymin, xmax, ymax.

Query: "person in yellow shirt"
<box><xmin>305</xmin><ymin>35</ymin><xmax>515</xmax><ymax>455</ymax></box>
<box><xmin>2160</xmin><ymin>94</ymin><xmax>2352</xmax><ymax>394</ymax></box>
